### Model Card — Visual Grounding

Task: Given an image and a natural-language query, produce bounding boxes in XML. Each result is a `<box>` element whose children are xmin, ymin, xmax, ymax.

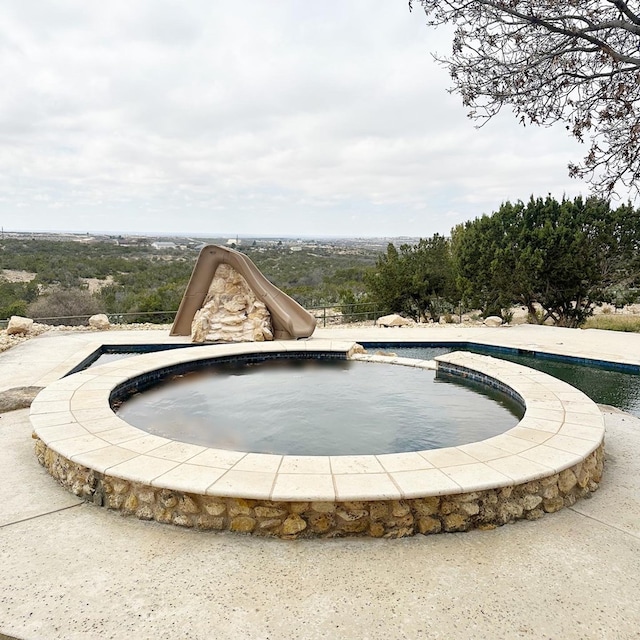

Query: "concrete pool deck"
<box><xmin>1</xmin><ymin>324</ymin><xmax>640</xmax><ymax>639</ymax></box>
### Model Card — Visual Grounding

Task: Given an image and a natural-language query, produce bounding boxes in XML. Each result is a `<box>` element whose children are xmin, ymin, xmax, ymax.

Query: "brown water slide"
<box><xmin>170</xmin><ymin>245</ymin><xmax>317</xmax><ymax>340</ymax></box>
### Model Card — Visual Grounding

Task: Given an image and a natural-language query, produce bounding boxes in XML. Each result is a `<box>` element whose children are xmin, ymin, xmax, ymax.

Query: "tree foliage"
<box><xmin>364</xmin><ymin>235</ymin><xmax>457</xmax><ymax>321</ymax></box>
<box><xmin>411</xmin><ymin>0</ymin><xmax>640</xmax><ymax>196</ymax></box>
<box><xmin>453</xmin><ymin>196</ymin><xmax>640</xmax><ymax>326</ymax></box>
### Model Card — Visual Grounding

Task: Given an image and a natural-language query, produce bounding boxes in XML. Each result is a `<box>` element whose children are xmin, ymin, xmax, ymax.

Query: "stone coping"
<box><xmin>30</xmin><ymin>340</ymin><xmax>605</xmax><ymax>503</ymax></box>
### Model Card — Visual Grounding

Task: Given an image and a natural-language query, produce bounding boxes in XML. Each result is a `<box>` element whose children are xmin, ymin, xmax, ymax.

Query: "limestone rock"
<box><xmin>376</xmin><ymin>313</ymin><xmax>412</xmax><ymax>327</ymax></box>
<box><xmin>191</xmin><ymin>264</ymin><xmax>273</xmax><ymax>343</ymax></box>
<box><xmin>6</xmin><ymin>316</ymin><xmax>33</xmax><ymax>335</ymax></box>
<box><xmin>89</xmin><ymin>314</ymin><xmax>110</xmax><ymax>330</ymax></box>
<box><xmin>483</xmin><ymin>316</ymin><xmax>503</xmax><ymax>327</ymax></box>
<box><xmin>0</xmin><ymin>386</ymin><xmax>44</xmax><ymax>412</ymax></box>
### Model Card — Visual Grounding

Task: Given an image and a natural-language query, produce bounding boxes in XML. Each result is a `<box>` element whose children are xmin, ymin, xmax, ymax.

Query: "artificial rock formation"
<box><xmin>191</xmin><ymin>264</ymin><xmax>273</xmax><ymax>343</ymax></box>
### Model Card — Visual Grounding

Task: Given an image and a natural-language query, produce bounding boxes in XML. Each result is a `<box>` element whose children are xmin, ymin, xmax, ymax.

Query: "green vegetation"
<box><xmin>364</xmin><ymin>235</ymin><xmax>456</xmax><ymax>322</ymax></box>
<box><xmin>0</xmin><ymin>237</ymin><xmax>379</xmax><ymax>323</ymax></box>
<box><xmin>450</xmin><ymin>196</ymin><xmax>640</xmax><ymax>327</ymax></box>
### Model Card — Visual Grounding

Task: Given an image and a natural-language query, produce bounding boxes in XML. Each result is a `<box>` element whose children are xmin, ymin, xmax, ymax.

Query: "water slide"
<box><xmin>170</xmin><ymin>245</ymin><xmax>317</xmax><ymax>340</ymax></box>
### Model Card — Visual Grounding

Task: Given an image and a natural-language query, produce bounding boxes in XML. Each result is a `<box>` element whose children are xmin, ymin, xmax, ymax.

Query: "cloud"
<box><xmin>0</xmin><ymin>0</ymin><xmax>611</xmax><ymax>237</ymax></box>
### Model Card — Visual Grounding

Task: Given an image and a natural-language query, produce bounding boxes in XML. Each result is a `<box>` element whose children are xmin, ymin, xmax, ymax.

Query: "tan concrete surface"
<box><xmin>1</xmin><ymin>325</ymin><xmax>639</xmax><ymax>639</ymax></box>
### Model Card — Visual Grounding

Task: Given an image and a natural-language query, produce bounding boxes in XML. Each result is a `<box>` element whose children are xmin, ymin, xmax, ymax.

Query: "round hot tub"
<box><xmin>30</xmin><ymin>340</ymin><xmax>605</xmax><ymax>538</ymax></box>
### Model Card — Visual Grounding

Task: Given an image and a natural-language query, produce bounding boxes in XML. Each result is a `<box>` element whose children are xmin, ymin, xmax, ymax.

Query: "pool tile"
<box><xmin>391</xmin><ymin>468</ymin><xmax>461</xmax><ymax>498</ymax></box>
<box><xmin>151</xmin><ymin>463</ymin><xmax>227</xmax><ymax>493</ymax></box>
<box><xmin>278</xmin><ymin>456</ymin><xmax>332</xmax><ymax>474</ymax></box>
<box><xmin>334</xmin><ymin>473</ymin><xmax>401</xmax><ymax>501</ymax></box>
<box><xmin>330</xmin><ymin>455</ymin><xmax>384</xmax><ymax>474</ymax></box>
<box><xmin>376</xmin><ymin>452</ymin><xmax>434</xmax><ymax>472</ymax></box>
<box><xmin>206</xmin><ymin>470</ymin><xmax>275</xmax><ymax>499</ymax></box>
<box><xmin>271</xmin><ymin>473</ymin><xmax>335</xmax><ymax>501</ymax></box>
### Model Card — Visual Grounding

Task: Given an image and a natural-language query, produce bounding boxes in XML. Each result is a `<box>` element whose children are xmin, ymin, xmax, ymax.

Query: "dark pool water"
<box><xmin>390</xmin><ymin>346</ymin><xmax>640</xmax><ymax>419</ymax></box>
<box><xmin>116</xmin><ymin>358</ymin><xmax>523</xmax><ymax>455</ymax></box>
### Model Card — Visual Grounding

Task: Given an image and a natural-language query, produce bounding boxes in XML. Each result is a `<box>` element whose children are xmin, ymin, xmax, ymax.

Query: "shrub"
<box><xmin>27</xmin><ymin>289</ymin><xmax>102</xmax><ymax>325</ymax></box>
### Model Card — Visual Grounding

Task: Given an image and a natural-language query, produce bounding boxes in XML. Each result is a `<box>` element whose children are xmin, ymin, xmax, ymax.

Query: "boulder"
<box><xmin>376</xmin><ymin>313</ymin><xmax>412</xmax><ymax>327</ymax></box>
<box><xmin>6</xmin><ymin>316</ymin><xmax>33</xmax><ymax>335</ymax></box>
<box><xmin>483</xmin><ymin>316</ymin><xmax>503</xmax><ymax>327</ymax></box>
<box><xmin>89</xmin><ymin>314</ymin><xmax>111</xmax><ymax>330</ymax></box>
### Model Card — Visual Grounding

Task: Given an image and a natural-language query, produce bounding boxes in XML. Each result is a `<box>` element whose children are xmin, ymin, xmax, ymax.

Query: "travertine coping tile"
<box><xmin>391</xmin><ymin>468</ymin><xmax>462</xmax><ymax>498</ymax></box>
<box><xmin>334</xmin><ymin>473</ymin><xmax>402</xmax><ymax>501</ymax></box>
<box><xmin>330</xmin><ymin>455</ymin><xmax>384</xmax><ymax>474</ymax></box>
<box><xmin>48</xmin><ymin>433</ymin><xmax>110</xmax><ymax>456</ymax></box>
<box><xmin>80</xmin><ymin>415</ymin><xmax>129</xmax><ymax>434</ymax></box>
<box><xmin>119</xmin><ymin>434</ymin><xmax>173</xmax><ymax>454</ymax></box>
<box><xmin>71</xmin><ymin>445</ymin><xmax>139</xmax><ymax>473</ymax></box>
<box><xmin>545</xmin><ymin>434</ymin><xmax>601</xmax><ymax>456</ymax></box>
<box><xmin>278</xmin><ymin>456</ymin><xmax>332</xmax><ymax>474</ymax></box>
<box><xmin>30</xmin><ymin>400</ymin><xmax>71</xmax><ymax>414</ymax></box>
<box><xmin>517</xmin><ymin>416</ymin><xmax>561</xmax><ymax>433</ymax></box>
<box><xmin>233</xmin><ymin>453</ymin><xmax>283</xmax><ymax>473</ymax></box>
<box><xmin>507</xmin><ymin>426</ymin><xmax>555</xmax><ymax>444</ymax></box>
<box><xmin>441</xmin><ymin>462</ymin><xmax>513</xmax><ymax>491</ymax></box>
<box><xmin>523</xmin><ymin>407</ymin><xmax>565</xmax><ymax>421</ymax></box>
<box><xmin>563</xmin><ymin>412</ymin><xmax>605</xmax><ymax>427</ymax></box>
<box><xmin>188</xmin><ymin>448</ymin><xmax>247</xmax><ymax>469</ymax></box>
<box><xmin>486</xmin><ymin>454</ymin><xmax>554</xmax><ymax>482</ymax></box>
<box><xmin>72</xmin><ymin>407</ymin><xmax>118</xmax><ymax>422</ymax></box>
<box><xmin>206</xmin><ymin>470</ymin><xmax>275</xmax><ymax>499</ymax></box>
<box><xmin>558</xmin><ymin>422</ymin><xmax>605</xmax><ymax>441</ymax></box>
<box><xmin>482</xmin><ymin>434</ymin><xmax>537</xmax><ymax>454</ymax></box>
<box><xmin>98</xmin><ymin>426</ymin><xmax>149</xmax><ymax>445</ymax></box>
<box><xmin>29</xmin><ymin>411</ymin><xmax>77</xmax><ymax>428</ymax></box>
<box><xmin>457</xmin><ymin>441</ymin><xmax>513</xmax><ymax>462</ymax></box>
<box><xmin>151</xmin><ymin>463</ymin><xmax>227</xmax><ymax>493</ymax></box>
<box><xmin>420</xmin><ymin>447</ymin><xmax>478</xmax><ymax>467</ymax></box>
<box><xmin>518</xmin><ymin>444</ymin><xmax>582</xmax><ymax>472</ymax></box>
<box><xmin>33</xmin><ymin>387</ymin><xmax>74</xmax><ymax>402</ymax></box>
<box><xmin>36</xmin><ymin>423</ymin><xmax>90</xmax><ymax>443</ymax></box>
<box><xmin>107</xmin><ymin>455</ymin><xmax>180</xmax><ymax>484</ymax></box>
<box><xmin>376</xmin><ymin>451</ymin><xmax>434</xmax><ymax>472</ymax></box>
<box><xmin>271</xmin><ymin>473</ymin><xmax>335</xmax><ymax>501</ymax></box>
<box><xmin>147</xmin><ymin>441</ymin><xmax>207</xmax><ymax>463</ymax></box>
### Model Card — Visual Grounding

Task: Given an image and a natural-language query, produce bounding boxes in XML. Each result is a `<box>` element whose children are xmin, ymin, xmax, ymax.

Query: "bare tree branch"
<box><xmin>411</xmin><ymin>0</ymin><xmax>640</xmax><ymax>196</ymax></box>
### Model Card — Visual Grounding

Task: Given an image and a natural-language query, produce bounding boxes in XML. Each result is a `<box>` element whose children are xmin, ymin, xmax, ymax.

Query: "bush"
<box><xmin>27</xmin><ymin>289</ymin><xmax>102</xmax><ymax>325</ymax></box>
<box><xmin>583</xmin><ymin>315</ymin><xmax>640</xmax><ymax>333</ymax></box>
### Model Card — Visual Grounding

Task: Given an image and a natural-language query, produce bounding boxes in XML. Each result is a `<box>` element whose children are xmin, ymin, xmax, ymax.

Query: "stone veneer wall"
<box><xmin>34</xmin><ymin>438</ymin><xmax>604</xmax><ymax>539</ymax></box>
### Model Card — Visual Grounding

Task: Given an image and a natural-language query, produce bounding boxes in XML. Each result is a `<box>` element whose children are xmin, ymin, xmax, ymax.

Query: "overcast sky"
<box><xmin>0</xmin><ymin>1</ymin><xmax>602</xmax><ymax>238</ymax></box>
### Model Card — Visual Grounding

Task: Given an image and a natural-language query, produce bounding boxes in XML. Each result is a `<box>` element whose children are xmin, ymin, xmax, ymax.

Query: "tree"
<box><xmin>410</xmin><ymin>0</ymin><xmax>640</xmax><ymax>196</ymax></box>
<box><xmin>453</xmin><ymin>196</ymin><xmax>640</xmax><ymax>327</ymax></box>
<box><xmin>365</xmin><ymin>235</ymin><xmax>457</xmax><ymax>321</ymax></box>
